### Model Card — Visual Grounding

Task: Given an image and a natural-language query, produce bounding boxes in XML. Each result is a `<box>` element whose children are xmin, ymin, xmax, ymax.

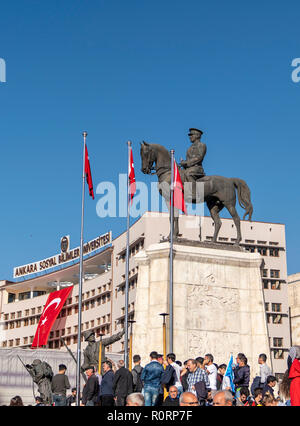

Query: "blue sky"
<box><xmin>0</xmin><ymin>0</ymin><xmax>299</xmax><ymax>280</ymax></box>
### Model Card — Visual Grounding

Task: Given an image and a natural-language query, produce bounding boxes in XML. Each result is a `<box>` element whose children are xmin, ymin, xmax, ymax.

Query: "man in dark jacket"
<box><xmin>81</xmin><ymin>366</ymin><xmax>99</xmax><ymax>406</ymax></box>
<box><xmin>233</xmin><ymin>353</ymin><xmax>250</xmax><ymax>398</ymax></box>
<box><xmin>180</xmin><ymin>361</ymin><xmax>190</xmax><ymax>392</ymax></box>
<box><xmin>99</xmin><ymin>360</ymin><xmax>115</xmax><ymax>406</ymax></box>
<box><xmin>162</xmin><ymin>386</ymin><xmax>179</xmax><ymax>406</ymax></box>
<box><xmin>113</xmin><ymin>360</ymin><xmax>134</xmax><ymax>406</ymax></box>
<box><xmin>132</xmin><ymin>355</ymin><xmax>143</xmax><ymax>393</ymax></box>
<box><xmin>262</xmin><ymin>375</ymin><xmax>277</xmax><ymax>398</ymax></box>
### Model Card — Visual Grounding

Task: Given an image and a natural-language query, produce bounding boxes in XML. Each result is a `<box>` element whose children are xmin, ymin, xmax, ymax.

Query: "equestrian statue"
<box><xmin>140</xmin><ymin>128</ymin><xmax>253</xmax><ymax>244</ymax></box>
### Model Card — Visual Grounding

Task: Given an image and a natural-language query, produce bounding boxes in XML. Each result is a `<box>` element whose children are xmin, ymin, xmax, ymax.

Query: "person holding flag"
<box><xmin>222</xmin><ymin>354</ymin><xmax>235</xmax><ymax>394</ymax></box>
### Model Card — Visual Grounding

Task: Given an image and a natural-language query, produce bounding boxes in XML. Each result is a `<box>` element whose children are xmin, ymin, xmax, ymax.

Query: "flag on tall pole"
<box><xmin>128</xmin><ymin>144</ymin><xmax>136</xmax><ymax>204</ymax></box>
<box><xmin>76</xmin><ymin>131</ymin><xmax>94</xmax><ymax>406</ymax></box>
<box><xmin>172</xmin><ymin>159</ymin><xmax>187</xmax><ymax>214</ymax></box>
<box><xmin>85</xmin><ymin>145</ymin><xmax>94</xmax><ymax>199</ymax></box>
<box><xmin>169</xmin><ymin>150</ymin><xmax>175</xmax><ymax>353</ymax></box>
<box><xmin>31</xmin><ymin>286</ymin><xmax>73</xmax><ymax>348</ymax></box>
<box><xmin>125</xmin><ymin>141</ymin><xmax>135</xmax><ymax>368</ymax></box>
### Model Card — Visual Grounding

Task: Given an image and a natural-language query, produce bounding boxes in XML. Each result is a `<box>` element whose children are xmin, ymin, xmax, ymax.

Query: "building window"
<box><xmin>273</xmin><ymin>349</ymin><xmax>284</xmax><ymax>359</ymax></box>
<box><xmin>269</xmin><ymin>248</ymin><xmax>279</xmax><ymax>257</ymax></box>
<box><xmin>23</xmin><ymin>319</ymin><xmax>29</xmax><ymax>326</ymax></box>
<box><xmin>272</xmin><ymin>303</ymin><xmax>281</xmax><ymax>312</ymax></box>
<box><xmin>273</xmin><ymin>337</ymin><xmax>283</xmax><ymax>347</ymax></box>
<box><xmin>271</xmin><ymin>314</ymin><xmax>282</xmax><ymax>324</ymax></box>
<box><xmin>4</xmin><ymin>314</ymin><xmax>9</xmax><ymax>321</ymax></box>
<box><xmin>15</xmin><ymin>339</ymin><xmax>20</xmax><ymax>346</ymax></box>
<box><xmin>263</xmin><ymin>280</ymin><xmax>269</xmax><ymax>290</ymax></box>
<box><xmin>257</xmin><ymin>247</ymin><xmax>267</xmax><ymax>256</ymax></box>
<box><xmin>10</xmin><ymin>312</ymin><xmax>15</xmax><ymax>320</ymax></box>
<box><xmin>23</xmin><ymin>337</ymin><xmax>28</xmax><ymax>345</ymax></box>
<box><xmin>8</xmin><ymin>293</ymin><xmax>16</xmax><ymax>303</ymax></box>
<box><xmin>19</xmin><ymin>292</ymin><xmax>31</xmax><ymax>301</ymax></box>
<box><xmin>17</xmin><ymin>311</ymin><xmax>22</xmax><ymax>318</ymax></box>
<box><xmin>33</xmin><ymin>291</ymin><xmax>46</xmax><ymax>298</ymax></box>
<box><xmin>262</xmin><ymin>269</ymin><xmax>268</xmax><ymax>278</ymax></box>
<box><xmin>270</xmin><ymin>269</ymin><xmax>280</xmax><ymax>279</ymax></box>
<box><xmin>270</xmin><ymin>281</ymin><xmax>281</xmax><ymax>290</ymax></box>
<box><xmin>265</xmin><ymin>303</ymin><xmax>269</xmax><ymax>312</ymax></box>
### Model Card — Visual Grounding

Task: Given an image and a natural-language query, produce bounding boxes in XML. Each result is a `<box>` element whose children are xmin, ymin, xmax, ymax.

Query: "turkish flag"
<box><xmin>85</xmin><ymin>145</ymin><xmax>94</xmax><ymax>199</ymax></box>
<box><xmin>31</xmin><ymin>286</ymin><xmax>73</xmax><ymax>348</ymax></box>
<box><xmin>129</xmin><ymin>146</ymin><xmax>136</xmax><ymax>204</ymax></box>
<box><xmin>173</xmin><ymin>159</ymin><xmax>187</xmax><ymax>214</ymax></box>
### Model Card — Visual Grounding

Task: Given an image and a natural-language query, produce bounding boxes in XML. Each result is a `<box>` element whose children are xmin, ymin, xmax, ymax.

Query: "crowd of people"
<box><xmin>7</xmin><ymin>345</ymin><xmax>300</xmax><ymax>406</ymax></box>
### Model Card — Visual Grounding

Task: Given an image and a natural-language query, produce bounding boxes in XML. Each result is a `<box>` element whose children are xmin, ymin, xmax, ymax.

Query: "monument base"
<box><xmin>132</xmin><ymin>241</ymin><xmax>270</xmax><ymax>377</ymax></box>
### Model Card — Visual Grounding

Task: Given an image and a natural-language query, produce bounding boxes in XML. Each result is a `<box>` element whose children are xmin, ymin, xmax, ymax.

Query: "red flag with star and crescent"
<box><xmin>173</xmin><ymin>159</ymin><xmax>187</xmax><ymax>214</ymax></box>
<box><xmin>31</xmin><ymin>286</ymin><xmax>73</xmax><ymax>348</ymax></box>
<box><xmin>129</xmin><ymin>145</ymin><xmax>136</xmax><ymax>204</ymax></box>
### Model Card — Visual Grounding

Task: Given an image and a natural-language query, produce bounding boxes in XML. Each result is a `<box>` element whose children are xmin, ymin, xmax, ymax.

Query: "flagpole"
<box><xmin>169</xmin><ymin>149</ymin><xmax>175</xmax><ymax>353</ymax></box>
<box><xmin>124</xmin><ymin>140</ymin><xmax>131</xmax><ymax>368</ymax></box>
<box><xmin>76</xmin><ymin>131</ymin><xmax>87</xmax><ymax>406</ymax></box>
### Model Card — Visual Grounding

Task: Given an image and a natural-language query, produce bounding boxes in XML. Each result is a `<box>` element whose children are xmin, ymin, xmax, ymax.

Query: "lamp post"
<box><xmin>160</xmin><ymin>313</ymin><xmax>169</xmax><ymax>401</ymax></box>
<box><xmin>98</xmin><ymin>333</ymin><xmax>105</xmax><ymax>375</ymax></box>
<box><xmin>128</xmin><ymin>320</ymin><xmax>136</xmax><ymax>371</ymax></box>
<box><xmin>159</xmin><ymin>313</ymin><xmax>169</xmax><ymax>359</ymax></box>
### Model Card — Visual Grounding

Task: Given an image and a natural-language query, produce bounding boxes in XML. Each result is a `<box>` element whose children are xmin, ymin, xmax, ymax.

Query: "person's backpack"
<box><xmin>194</xmin><ymin>380</ymin><xmax>208</xmax><ymax>402</ymax></box>
<box><xmin>42</xmin><ymin>362</ymin><xmax>54</xmax><ymax>380</ymax></box>
<box><xmin>133</xmin><ymin>366</ymin><xmax>143</xmax><ymax>392</ymax></box>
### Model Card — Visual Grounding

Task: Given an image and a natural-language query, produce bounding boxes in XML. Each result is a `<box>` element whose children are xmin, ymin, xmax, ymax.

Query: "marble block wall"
<box><xmin>132</xmin><ymin>242</ymin><xmax>270</xmax><ymax>378</ymax></box>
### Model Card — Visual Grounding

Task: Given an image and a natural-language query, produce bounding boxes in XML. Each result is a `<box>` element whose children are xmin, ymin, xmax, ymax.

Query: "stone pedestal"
<box><xmin>132</xmin><ymin>241</ymin><xmax>270</xmax><ymax>376</ymax></box>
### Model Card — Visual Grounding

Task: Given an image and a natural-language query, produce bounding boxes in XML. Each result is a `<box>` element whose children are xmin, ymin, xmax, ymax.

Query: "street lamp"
<box><xmin>160</xmin><ymin>313</ymin><xmax>169</xmax><ymax>401</ymax></box>
<box><xmin>98</xmin><ymin>333</ymin><xmax>105</xmax><ymax>374</ymax></box>
<box><xmin>128</xmin><ymin>320</ymin><xmax>136</xmax><ymax>371</ymax></box>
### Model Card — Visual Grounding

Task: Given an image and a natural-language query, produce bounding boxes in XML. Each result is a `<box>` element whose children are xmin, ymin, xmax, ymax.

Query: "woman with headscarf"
<box><xmin>288</xmin><ymin>346</ymin><xmax>300</xmax><ymax>406</ymax></box>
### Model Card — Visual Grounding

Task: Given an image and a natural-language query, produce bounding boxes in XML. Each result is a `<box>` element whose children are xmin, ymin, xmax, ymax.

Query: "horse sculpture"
<box><xmin>140</xmin><ymin>141</ymin><xmax>253</xmax><ymax>244</ymax></box>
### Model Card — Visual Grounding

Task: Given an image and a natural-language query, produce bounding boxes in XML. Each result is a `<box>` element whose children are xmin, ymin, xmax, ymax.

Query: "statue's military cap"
<box><xmin>188</xmin><ymin>128</ymin><xmax>203</xmax><ymax>136</ymax></box>
<box><xmin>83</xmin><ymin>330</ymin><xmax>95</xmax><ymax>340</ymax></box>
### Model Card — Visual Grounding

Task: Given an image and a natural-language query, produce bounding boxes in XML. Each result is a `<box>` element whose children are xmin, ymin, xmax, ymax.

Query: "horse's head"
<box><xmin>140</xmin><ymin>141</ymin><xmax>156</xmax><ymax>174</ymax></box>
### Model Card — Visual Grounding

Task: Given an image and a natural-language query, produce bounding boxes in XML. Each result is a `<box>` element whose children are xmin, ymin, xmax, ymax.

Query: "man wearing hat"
<box><xmin>81</xmin><ymin>366</ymin><xmax>99</xmax><ymax>406</ymax></box>
<box><xmin>180</xmin><ymin>128</ymin><xmax>207</xmax><ymax>182</ymax></box>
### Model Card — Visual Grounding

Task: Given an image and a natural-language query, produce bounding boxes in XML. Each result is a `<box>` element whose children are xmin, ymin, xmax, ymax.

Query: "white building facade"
<box><xmin>0</xmin><ymin>212</ymin><xmax>290</xmax><ymax>379</ymax></box>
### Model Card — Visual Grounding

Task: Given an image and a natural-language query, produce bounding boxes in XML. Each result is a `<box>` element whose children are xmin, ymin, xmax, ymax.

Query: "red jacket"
<box><xmin>289</xmin><ymin>359</ymin><xmax>300</xmax><ymax>406</ymax></box>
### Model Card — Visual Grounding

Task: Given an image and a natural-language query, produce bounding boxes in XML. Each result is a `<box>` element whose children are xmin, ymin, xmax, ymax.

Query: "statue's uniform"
<box><xmin>184</xmin><ymin>141</ymin><xmax>206</xmax><ymax>182</ymax></box>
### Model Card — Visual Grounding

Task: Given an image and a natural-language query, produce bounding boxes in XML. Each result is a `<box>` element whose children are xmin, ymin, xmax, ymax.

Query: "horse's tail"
<box><xmin>231</xmin><ymin>178</ymin><xmax>253</xmax><ymax>221</ymax></box>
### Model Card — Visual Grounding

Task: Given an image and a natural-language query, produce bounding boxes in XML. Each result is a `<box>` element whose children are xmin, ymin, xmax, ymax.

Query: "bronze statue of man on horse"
<box><xmin>140</xmin><ymin>128</ymin><xmax>253</xmax><ymax>244</ymax></box>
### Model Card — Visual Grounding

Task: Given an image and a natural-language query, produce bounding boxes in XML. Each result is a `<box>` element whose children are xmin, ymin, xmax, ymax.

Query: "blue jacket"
<box><xmin>141</xmin><ymin>361</ymin><xmax>164</xmax><ymax>388</ymax></box>
<box><xmin>100</xmin><ymin>369</ymin><xmax>114</xmax><ymax>396</ymax></box>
